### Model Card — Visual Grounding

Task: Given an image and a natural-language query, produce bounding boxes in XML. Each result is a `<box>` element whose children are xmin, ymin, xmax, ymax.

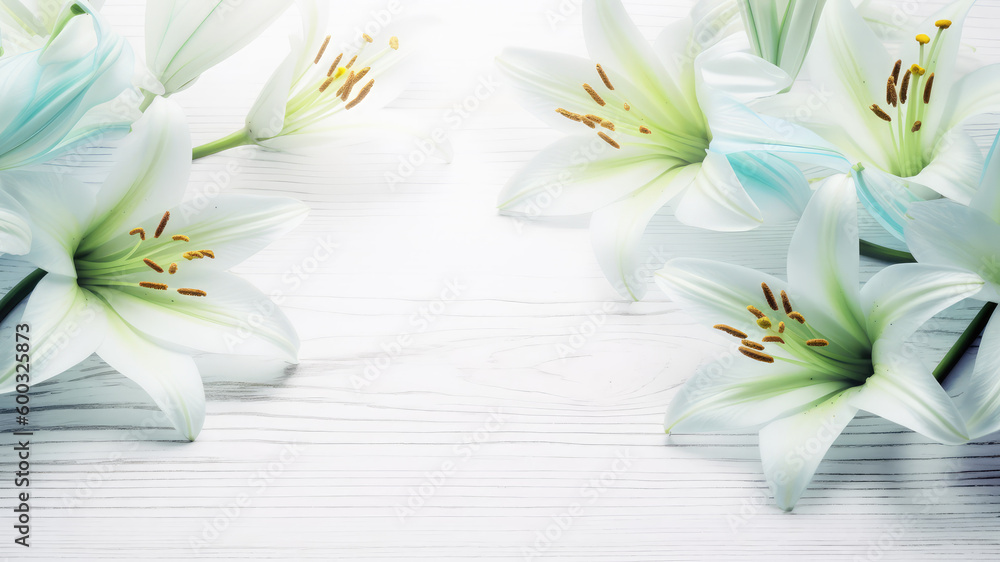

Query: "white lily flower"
<box><xmin>496</xmin><ymin>0</ymin><xmax>811</xmax><ymax>300</ymax></box>
<box><xmin>656</xmin><ymin>175</ymin><xmax>982</xmax><ymax>510</ymax></box>
<box><xmin>194</xmin><ymin>0</ymin><xmax>409</xmax><ymax>157</ymax></box>
<box><xmin>0</xmin><ymin>0</ymin><xmax>135</xmax><ymax>171</ymax></box>
<box><xmin>714</xmin><ymin>0</ymin><xmax>1000</xmax><ymax>239</ymax></box>
<box><xmin>907</xmin><ymin>131</ymin><xmax>1000</xmax><ymax>439</ymax></box>
<box><xmin>143</xmin><ymin>0</ymin><xmax>292</xmax><ymax>103</ymax></box>
<box><xmin>0</xmin><ymin>0</ymin><xmax>105</xmax><ymax>55</ymax></box>
<box><xmin>0</xmin><ymin>99</ymin><xmax>308</xmax><ymax>440</ymax></box>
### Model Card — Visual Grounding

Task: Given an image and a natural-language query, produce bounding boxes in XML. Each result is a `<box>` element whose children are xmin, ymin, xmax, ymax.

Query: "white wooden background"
<box><xmin>3</xmin><ymin>0</ymin><xmax>1000</xmax><ymax>560</ymax></box>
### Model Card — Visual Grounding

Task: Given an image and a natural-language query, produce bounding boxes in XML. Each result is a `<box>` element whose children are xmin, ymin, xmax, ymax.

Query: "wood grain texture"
<box><xmin>2</xmin><ymin>0</ymin><xmax>1000</xmax><ymax>560</ymax></box>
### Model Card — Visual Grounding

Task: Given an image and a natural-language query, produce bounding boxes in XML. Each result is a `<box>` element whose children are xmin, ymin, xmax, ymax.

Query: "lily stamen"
<box><xmin>869</xmin><ymin>104</ymin><xmax>892</xmax><ymax>122</ymax></box>
<box><xmin>911</xmin><ymin>121</ymin><xmax>922</xmax><ymax>132</ymax></box>
<box><xmin>314</xmin><ymin>35</ymin><xmax>331</xmax><ymax>64</ymax></box>
<box><xmin>143</xmin><ymin>258</ymin><xmax>164</xmax><ymax>273</ymax></box>
<box><xmin>596</xmin><ymin>63</ymin><xmax>614</xmax><ymax>90</ymax></box>
<box><xmin>177</xmin><ymin>288</ymin><xmax>208</xmax><ymax>297</ymax></box>
<box><xmin>747</xmin><ymin>305</ymin><xmax>765</xmax><ymax>319</ymax></box>
<box><xmin>597</xmin><ymin>131</ymin><xmax>620</xmax><ymax>149</ymax></box>
<box><xmin>923</xmin><ymin>73</ymin><xmax>934</xmax><ymax>103</ymax></box>
<box><xmin>130</xmin><ymin>227</ymin><xmax>146</xmax><ymax>240</ymax></box>
<box><xmin>787</xmin><ymin>311</ymin><xmax>806</xmax><ymax>324</ymax></box>
<box><xmin>169</xmin><ymin>263</ymin><xmax>178</xmax><ymax>274</ymax></box>
<box><xmin>714</xmin><ymin>324</ymin><xmax>748</xmax><ymax>339</ymax></box>
<box><xmin>891</xmin><ymin>59</ymin><xmax>902</xmax><ymax>84</ymax></box>
<box><xmin>780</xmin><ymin>290</ymin><xmax>792</xmax><ymax>314</ymax></box>
<box><xmin>639</xmin><ymin>126</ymin><xmax>651</xmax><ymax>134</ymax></box>
<box><xmin>739</xmin><ymin>346</ymin><xmax>774</xmax><ymax>363</ymax></box>
<box><xmin>900</xmin><ymin>69</ymin><xmax>911</xmax><ymax>103</ymax></box>
<box><xmin>139</xmin><ymin>282</ymin><xmax>168</xmax><ymax>290</ymax></box>
<box><xmin>761</xmin><ymin>282</ymin><xmax>778</xmax><ymax>311</ymax></box>
<box><xmin>762</xmin><ymin>336</ymin><xmax>785</xmax><ymax>344</ymax></box>
<box><xmin>806</xmin><ymin>339</ymin><xmax>830</xmax><ymax>347</ymax></box>
<box><xmin>154</xmin><ymin>211</ymin><xmax>170</xmax><ymax>238</ymax></box>
<box><xmin>172</xmin><ymin>235</ymin><xmax>189</xmax><ymax>242</ymax></box>
<box><xmin>345</xmin><ymin>79</ymin><xmax>375</xmax><ymax>110</ymax></box>
<box><xmin>742</xmin><ymin>339</ymin><xmax>765</xmax><ymax>351</ymax></box>
<box><xmin>583</xmin><ymin>83</ymin><xmax>606</xmax><ymax>106</ymax></box>
<box><xmin>198</xmin><ymin>250</ymin><xmax>215</xmax><ymax>259</ymax></box>
<box><xmin>327</xmin><ymin>53</ymin><xmax>343</xmax><ymax>77</ymax></box>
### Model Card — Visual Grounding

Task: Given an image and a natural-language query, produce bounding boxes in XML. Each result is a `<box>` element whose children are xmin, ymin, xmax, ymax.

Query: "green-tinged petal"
<box><xmin>970</xmin><ymin>131</ymin><xmax>1000</xmax><ymax>223</ymax></box>
<box><xmin>804</xmin><ymin>0</ymin><xmax>894</xmax><ymax>168</ymax></box>
<box><xmin>667</xmin><ymin>359</ymin><xmax>851</xmax><ymax>434</ymax></box>
<box><xmin>90</xmin><ymin>270</ymin><xmax>299</xmax><ymax>362</ymax></box>
<box><xmin>860</xmin><ymin>263</ymin><xmax>985</xmax><ymax>344</ymax></box>
<box><xmin>78</xmin><ymin>98</ymin><xmax>191</xmax><ymax>255</ymax></box>
<box><xmin>0</xmin><ymin>188</ymin><xmax>31</xmax><ymax>256</ymax></box>
<box><xmin>583</xmin><ymin>0</ymin><xmax>704</xmax><ymax>132</ymax></box>
<box><xmin>97</xmin><ymin>305</ymin><xmax>205</xmax><ymax>440</ymax></box>
<box><xmin>853</xmin><ymin>163</ymin><xmax>925</xmax><ymax>241</ymax></box>
<box><xmin>655</xmin><ymin>257</ymin><xmax>788</xmax><ymax>330</ymax></box>
<box><xmin>948</xmin><ymin>314</ymin><xmax>1000</xmax><ymax>439</ymax></box>
<box><xmin>908</xmin><ymin>131</ymin><xmax>983</xmax><ymax>205</ymax></box>
<box><xmin>495</xmin><ymin>47</ymin><xmax>680</xmax><ymax>138</ymax></box>
<box><xmin>0</xmin><ymin>274</ymin><xmax>106</xmax><ymax>392</ymax></box>
<box><xmin>905</xmin><ymin>200</ymin><xmax>1000</xmax><ymax>302</ymax></box>
<box><xmin>497</xmin><ymin>134</ymin><xmax>684</xmax><ymax>216</ymax></box>
<box><xmin>695</xmin><ymin>44</ymin><xmax>792</xmax><ymax>104</ymax></box>
<box><xmin>592</xmin><ymin>164</ymin><xmax>698</xmax><ymax>300</ymax></box>
<box><xmin>759</xmin><ymin>389</ymin><xmax>859</xmax><ymax>511</ymax></box>
<box><xmin>246</xmin><ymin>47</ymin><xmax>296</xmax><ymax>140</ymax></box>
<box><xmin>3</xmin><ymin>171</ymin><xmax>96</xmax><ymax>277</ymax></box>
<box><xmin>146</xmin><ymin>0</ymin><xmax>292</xmax><ymax>96</ymax></box>
<box><xmin>853</xmin><ymin>344</ymin><xmax>968</xmax><ymax>444</ymax></box>
<box><xmin>932</xmin><ymin>63</ymin><xmax>1000</xmax><ymax>143</ymax></box>
<box><xmin>726</xmin><ymin>151</ymin><xmax>812</xmax><ymax>223</ymax></box>
<box><xmin>675</xmin><ymin>150</ymin><xmax>764</xmax><ymax>231</ymax></box>
<box><xmin>787</xmin><ymin>173</ymin><xmax>869</xmax><ymax>349</ymax></box>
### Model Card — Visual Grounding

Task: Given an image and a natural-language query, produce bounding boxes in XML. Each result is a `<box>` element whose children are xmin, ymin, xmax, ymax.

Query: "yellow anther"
<box><xmin>910</xmin><ymin>63</ymin><xmax>925</xmax><ymax>76</ymax></box>
<box><xmin>596</xmin><ymin>63</ymin><xmax>614</xmax><ymax>90</ymax></box>
<box><xmin>788</xmin><ymin>311</ymin><xmax>806</xmax><ymax>324</ymax></box>
<box><xmin>143</xmin><ymin>258</ymin><xmax>164</xmax><ymax>273</ymax></box>
<box><xmin>780</xmin><ymin>290</ymin><xmax>792</xmax><ymax>314</ymax></box>
<box><xmin>582</xmin><ymin>83</ymin><xmax>606</xmax><ymax>106</ymax></box>
<box><xmin>935</xmin><ymin>19</ymin><xmax>951</xmax><ymax>29</ymax></box>
<box><xmin>623</xmin><ymin>102</ymin><xmax>630</xmax><ymax>111</ymax></box>
<box><xmin>778</xmin><ymin>321</ymin><xmax>785</xmax><ymax>333</ymax></box>
<box><xmin>139</xmin><ymin>282</ymin><xmax>168</xmax><ymax>291</ymax></box>
<box><xmin>556</xmin><ymin>108</ymin><xmax>583</xmax><ymax>122</ymax></box>
<box><xmin>806</xmin><ymin>339</ymin><xmax>830</xmax><ymax>347</ymax></box>
<box><xmin>362</xmin><ymin>33</ymin><xmax>373</xmax><ymax>43</ymax></box>
<box><xmin>389</xmin><ymin>36</ymin><xmax>399</xmax><ymax>50</ymax></box>
<box><xmin>168</xmin><ymin>263</ymin><xmax>178</xmax><ymax>275</ymax></box>
<box><xmin>183</xmin><ymin>251</ymin><xmax>204</xmax><ymax>260</ymax></box>
<box><xmin>314</xmin><ymin>35</ymin><xmax>331</xmax><ymax>64</ymax></box>
<box><xmin>911</xmin><ymin>121</ymin><xmax>922</xmax><ymax>133</ymax></box>
<box><xmin>154</xmin><ymin>211</ymin><xmax>170</xmax><ymax>238</ymax></box>
<box><xmin>327</xmin><ymin>53</ymin><xmax>343</xmax><ymax>77</ymax></box>
<box><xmin>747</xmin><ymin>305</ymin><xmax>765</xmax><ymax>319</ymax></box>
<box><xmin>177</xmin><ymin>288</ymin><xmax>208</xmax><ymax>297</ymax></box>
<box><xmin>761</xmin><ymin>283</ymin><xmax>778</xmax><ymax>311</ymax></box>
<box><xmin>714</xmin><ymin>324</ymin><xmax>748</xmax><ymax>339</ymax></box>
<box><xmin>915</xmin><ymin>33</ymin><xmax>930</xmax><ymax>44</ymax></box>
<box><xmin>739</xmin><ymin>346</ymin><xmax>774</xmax><ymax>364</ymax></box>
<box><xmin>172</xmin><ymin>235</ymin><xmax>189</xmax><ymax>242</ymax></box>
<box><xmin>741</xmin><ymin>339</ymin><xmax>765</xmax><ymax>351</ymax></box>
<box><xmin>198</xmin><ymin>250</ymin><xmax>215</xmax><ymax>259</ymax></box>
<box><xmin>639</xmin><ymin>126</ymin><xmax>651</xmax><ymax>135</ymax></box>
<box><xmin>762</xmin><ymin>336</ymin><xmax>785</xmax><ymax>344</ymax></box>
<box><xmin>756</xmin><ymin>317</ymin><xmax>772</xmax><ymax>330</ymax></box>
<box><xmin>345</xmin><ymin>79</ymin><xmax>375</xmax><ymax>110</ymax></box>
<box><xmin>319</xmin><ymin>76</ymin><xmax>336</xmax><ymax>93</ymax></box>
<box><xmin>129</xmin><ymin>227</ymin><xmax>146</xmax><ymax>240</ymax></box>
<box><xmin>597</xmin><ymin>132</ymin><xmax>620</xmax><ymax>149</ymax></box>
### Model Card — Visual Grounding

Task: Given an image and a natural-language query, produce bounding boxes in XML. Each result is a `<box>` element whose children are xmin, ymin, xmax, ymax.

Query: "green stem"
<box><xmin>0</xmin><ymin>269</ymin><xmax>46</xmax><ymax>326</ymax></box>
<box><xmin>138</xmin><ymin>89</ymin><xmax>158</xmax><ymax>112</ymax></box>
<box><xmin>192</xmin><ymin>128</ymin><xmax>252</xmax><ymax>160</ymax></box>
<box><xmin>859</xmin><ymin>239</ymin><xmax>915</xmax><ymax>263</ymax></box>
<box><xmin>934</xmin><ymin>302</ymin><xmax>997</xmax><ymax>383</ymax></box>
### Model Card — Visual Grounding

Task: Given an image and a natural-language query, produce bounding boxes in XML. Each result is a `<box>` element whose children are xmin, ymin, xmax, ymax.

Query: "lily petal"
<box><xmin>0</xmin><ymin>274</ymin><xmax>106</xmax><ymax>392</ymax></box>
<box><xmin>787</xmin><ymin>173</ymin><xmax>869</xmax><ymax>349</ymax></box>
<box><xmin>90</xmin><ymin>270</ymin><xmax>299</xmax><ymax>362</ymax></box>
<box><xmin>726</xmin><ymin>151</ymin><xmax>812</xmax><ymax>223</ymax></box>
<box><xmin>970</xmin><ymin>131</ymin><xmax>1000</xmax><ymax>224</ymax></box>
<box><xmin>667</xmin><ymin>359</ymin><xmax>852</xmax><ymax>434</ymax></box>
<box><xmin>906</xmin><ymin>200</ymin><xmax>1000</xmax><ymax>302</ymax></box>
<box><xmin>145</xmin><ymin>0</ymin><xmax>293</xmax><ymax>96</ymax></box>
<box><xmin>78</xmin><ymin>98</ymin><xmax>192</xmax><ymax>256</ymax></box>
<box><xmin>853</xmin><ymin>345</ymin><xmax>969</xmax><ymax>444</ymax></box>
<box><xmin>948</xmin><ymin>314</ymin><xmax>1000</xmax><ymax>439</ymax></box>
<box><xmin>861</xmin><ymin>263</ymin><xmax>985</xmax><ymax>344</ymax></box>
<box><xmin>592</xmin><ymin>164</ymin><xmax>699</xmax><ymax>300</ymax></box>
<box><xmin>97</xmin><ymin>306</ymin><xmax>205</xmax><ymax>440</ymax></box>
<box><xmin>852</xmin><ymin>163</ymin><xmax>925</xmax><ymax>241</ymax></box>
<box><xmin>0</xmin><ymin>188</ymin><xmax>31</xmax><ymax>256</ymax></box>
<box><xmin>908</xmin><ymin>131</ymin><xmax>984</xmax><ymax>205</ymax></box>
<box><xmin>759</xmin><ymin>390</ymin><xmax>859</xmax><ymax>511</ymax></box>
<box><xmin>675</xmin><ymin>150</ymin><xmax>764</xmax><ymax>231</ymax></box>
<box><xmin>3</xmin><ymin>171</ymin><xmax>97</xmax><ymax>277</ymax></box>
<box><xmin>932</xmin><ymin>62</ymin><xmax>1000</xmax><ymax>141</ymax></box>
<box><xmin>497</xmin><ymin>134</ymin><xmax>684</xmax><ymax>216</ymax></box>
